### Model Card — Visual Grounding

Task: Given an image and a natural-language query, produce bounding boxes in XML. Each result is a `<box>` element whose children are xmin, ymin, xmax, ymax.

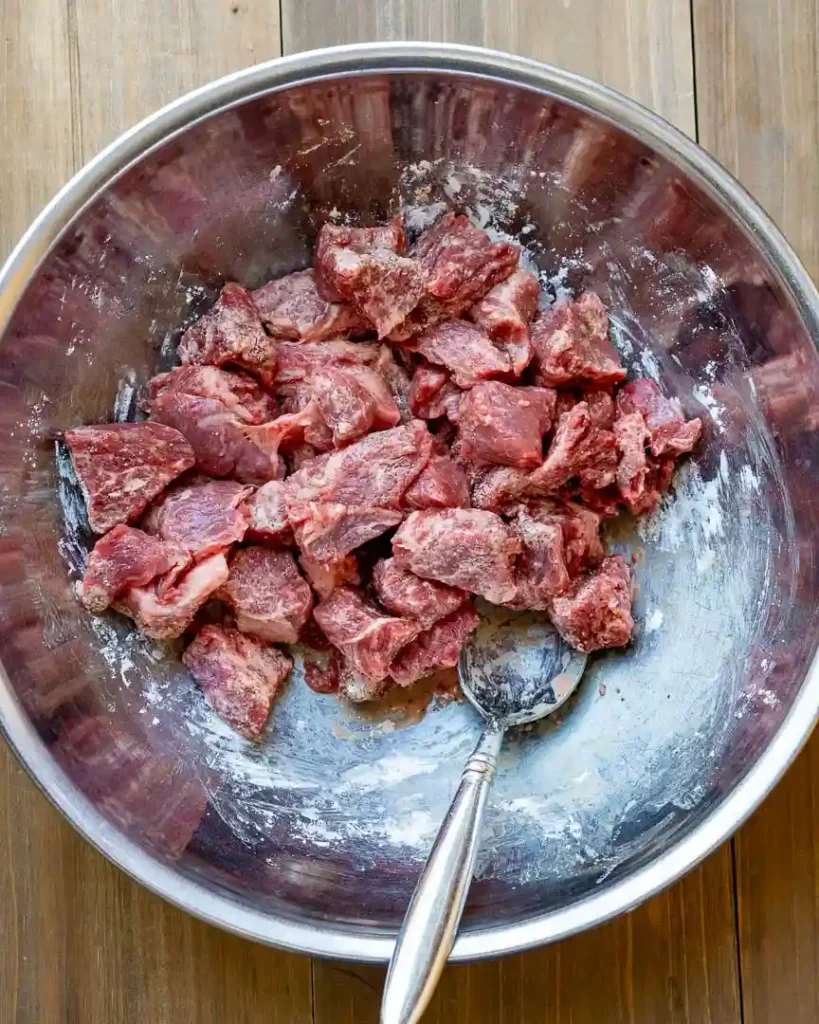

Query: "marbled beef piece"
<box><xmin>78</xmin><ymin>525</ymin><xmax>189</xmax><ymax>613</ymax></box>
<box><xmin>392</xmin><ymin>509</ymin><xmax>521</xmax><ymax>605</ymax></box>
<box><xmin>469</xmin><ymin>464</ymin><xmax>531</xmax><ymax>513</ymax></box>
<box><xmin>272</xmin><ymin>339</ymin><xmax>380</xmax><ymax>386</ymax></box>
<box><xmin>390</xmin><ymin>605</ymin><xmax>480</xmax><ymax>687</ymax></box>
<box><xmin>299</xmin><ymin>550</ymin><xmax>360</xmax><ymax>600</ymax></box>
<box><xmin>548</xmin><ymin>555</ymin><xmax>634</xmax><ymax>653</ymax></box>
<box><xmin>218</xmin><ymin>547</ymin><xmax>313</xmax><ymax>644</ymax></box>
<box><xmin>468</xmin><ymin>268</ymin><xmax>540</xmax><ymax>376</ymax></box>
<box><xmin>293</xmin><ymin>503</ymin><xmax>404</xmax><ymax>562</ymax></box>
<box><xmin>252</xmin><ymin>268</ymin><xmax>368</xmax><ymax>341</ymax></box>
<box><xmin>182</xmin><ymin>624</ymin><xmax>292</xmax><ymax>739</ymax></box>
<box><xmin>406</xmin><ymin>320</ymin><xmax>511</xmax><ymax>389</ymax></box>
<box><xmin>65</xmin><ymin>422</ymin><xmax>195</xmax><ymax>534</ymax></box>
<box><xmin>311</xmin><ymin>364</ymin><xmax>401</xmax><ymax>446</ymax></box>
<box><xmin>144</xmin><ymin>365</ymin><xmax>276</xmax><ymax>423</ymax></box>
<box><xmin>408</xmin><ymin>361</ymin><xmax>463</xmax><ymax>423</ymax></box>
<box><xmin>114</xmin><ymin>552</ymin><xmax>229</xmax><ymax>641</ymax></box>
<box><xmin>247</xmin><ymin>480</ymin><xmax>293</xmax><ymax>546</ymax></box>
<box><xmin>372</xmin><ymin>557</ymin><xmax>468</xmax><ymax>629</ymax></box>
<box><xmin>458</xmin><ymin>382</ymin><xmax>556</xmax><ymax>469</ymax></box>
<box><xmin>403</xmin><ymin>453</ymin><xmax>471</xmax><ymax>510</ymax></box>
<box><xmin>177</xmin><ymin>283</ymin><xmax>276</xmax><ymax>385</ymax></box>
<box><xmin>528</xmin><ymin>402</ymin><xmax>618</xmax><ymax>494</ymax></box>
<box><xmin>616</xmin><ymin>378</ymin><xmax>702</xmax><ymax>457</ymax></box>
<box><xmin>314</xmin><ymin>219</ymin><xmax>426</xmax><ymax>338</ymax></box>
<box><xmin>531</xmin><ymin>292</ymin><xmax>626</xmax><ymax>388</ymax></box>
<box><xmin>144</xmin><ymin>479</ymin><xmax>252</xmax><ymax>561</ymax></box>
<box><xmin>314</xmin><ymin>587</ymin><xmax>421</xmax><ymax>682</ymax></box>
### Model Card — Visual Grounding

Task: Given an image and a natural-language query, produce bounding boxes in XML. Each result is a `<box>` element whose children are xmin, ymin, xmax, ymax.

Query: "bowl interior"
<box><xmin>1</xmin><ymin>63</ymin><xmax>819</xmax><ymax>956</ymax></box>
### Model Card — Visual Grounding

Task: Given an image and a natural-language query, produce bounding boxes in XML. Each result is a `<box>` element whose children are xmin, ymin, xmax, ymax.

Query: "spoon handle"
<box><xmin>380</xmin><ymin>724</ymin><xmax>504</xmax><ymax>1024</ymax></box>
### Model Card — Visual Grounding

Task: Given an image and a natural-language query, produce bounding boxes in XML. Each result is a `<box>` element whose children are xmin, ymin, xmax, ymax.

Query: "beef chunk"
<box><xmin>529</xmin><ymin>402</ymin><xmax>618</xmax><ymax>493</ymax></box>
<box><xmin>375</xmin><ymin>347</ymin><xmax>413</xmax><ymax>423</ymax></box>
<box><xmin>586</xmin><ymin>390</ymin><xmax>616</xmax><ymax>429</ymax></box>
<box><xmin>272</xmin><ymin>339</ymin><xmax>380</xmax><ymax>385</ymax></box>
<box><xmin>314</xmin><ymin>588</ymin><xmax>421</xmax><ymax>682</ymax></box>
<box><xmin>115</xmin><ymin>552</ymin><xmax>229</xmax><ymax>641</ymax></box>
<box><xmin>252</xmin><ymin>269</ymin><xmax>367</xmax><ymax>341</ymax></box>
<box><xmin>247</xmin><ymin>480</ymin><xmax>293</xmax><ymax>545</ymax></box>
<box><xmin>458</xmin><ymin>382</ymin><xmax>556</xmax><ymax>469</ymax></box>
<box><xmin>403</xmin><ymin>453</ymin><xmax>470</xmax><ymax>510</ymax></box>
<box><xmin>314</xmin><ymin>219</ymin><xmax>425</xmax><ymax>338</ymax></box>
<box><xmin>614</xmin><ymin>410</ymin><xmax>653</xmax><ymax>513</ymax></box>
<box><xmin>145</xmin><ymin>479</ymin><xmax>252</xmax><ymax>560</ymax></box>
<box><xmin>548</xmin><ymin>555</ymin><xmax>634</xmax><ymax>653</ymax></box>
<box><xmin>469</xmin><ymin>267</ymin><xmax>540</xmax><ymax>376</ymax></box>
<box><xmin>470</xmin><ymin>465</ymin><xmax>531</xmax><ymax>513</ymax></box>
<box><xmin>177</xmin><ymin>283</ymin><xmax>276</xmax><ymax>384</ymax></box>
<box><xmin>182</xmin><ymin>624</ymin><xmax>292</xmax><ymax>739</ymax></box>
<box><xmin>520</xmin><ymin>500</ymin><xmax>604</xmax><ymax>575</ymax></box>
<box><xmin>390</xmin><ymin>605</ymin><xmax>480</xmax><ymax>686</ymax></box>
<box><xmin>145</xmin><ymin>365</ymin><xmax>276</xmax><ymax>423</ymax></box>
<box><xmin>78</xmin><ymin>525</ymin><xmax>189</xmax><ymax>613</ymax></box>
<box><xmin>392</xmin><ymin>509</ymin><xmax>521</xmax><ymax>604</ymax></box>
<box><xmin>407</xmin><ymin>320</ymin><xmax>511</xmax><ymax>388</ymax></box>
<box><xmin>531</xmin><ymin>292</ymin><xmax>626</xmax><ymax>387</ymax></box>
<box><xmin>372</xmin><ymin>557</ymin><xmax>468</xmax><ymax>629</ymax></box>
<box><xmin>303</xmin><ymin>647</ymin><xmax>343</xmax><ymax>694</ymax></box>
<box><xmin>311</xmin><ymin>364</ymin><xmax>400</xmax><ymax>446</ymax></box>
<box><xmin>219</xmin><ymin>547</ymin><xmax>313</xmax><ymax>643</ymax></box>
<box><xmin>409</xmin><ymin>362</ymin><xmax>452</xmax><ymax>418</ymax></box>
<box><xmin>65</xmin><ymin>422</ymin><xmax>195</xmax><ymax>534</ymax></box>
<box><xmin>299</xmin><ymin>550</ymin><xmax>360</xmax><ymax>600</ymax></box>
<box><xmin>616</xmin><ymin>379</ymin><xmax>702</xmax><ymax>456</ymax></box>
<box><xmin>293</xmin><ymin>503</ymin><xmax>404</xmax><ymax>562</ymax></box>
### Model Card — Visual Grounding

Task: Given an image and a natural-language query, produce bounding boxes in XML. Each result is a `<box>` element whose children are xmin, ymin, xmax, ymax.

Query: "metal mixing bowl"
<box><xmin>1</xmin><ymin>43</ymin><xmax>819</xmax><ymax>963</ymax></box>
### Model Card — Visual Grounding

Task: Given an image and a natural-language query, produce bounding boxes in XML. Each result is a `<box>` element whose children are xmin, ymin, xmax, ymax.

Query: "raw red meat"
<box><xmin>315</xmin><ymin>219</ymin><xmax>425</xmax><ymax>337</ymax></box>
<box><xmin>272</xmin><ymin>339</ymin><xmax>380</xmax><ymax>385</ymax></box>
<box><xmin>507</xmin><ymin>512</ymin><xmax>569</xmax><ymax>609</ymax></box>
<box><xmin>78</xmin><ymin>525</ymin><xmax>189</xmax><ymax>613</ymax></box>
<box><xmin>548</xmin><ymin>555</ymin><xmax>634</xmax><ymax>653</ymax></box>
<box><xmin>247</xmin><ymin>480</ymin><xmax>293</xmax><ymax>545</ymax></box>
<box><xmin>520</xmin><ymin>500</ymin><xmax>604</xmax><ymax>576</ymax></box>
<box><xmin>65</xmin><ymin>422</ymin><xmax>195</xmax><ymax>534</ymax></box>
<box><xmin>177</xmin><ymin>282</ymin><xmax>276</xmax><ymax>384</ymax></box>
<box><xmin>403</xmin><ymin>453</ymin><xmax>470</xmax><ymax>510</ymax></box>
<box><xmin>392</xmin><ymin>509</ymin><xmax>521</xmax><ymax>604</ymax></box>
<box><xmin>145</xmin><ymin>365</ymin><xmax>275</xmax><ymax>423</ymax></box>
<box><xmin>219</xmin><ymin>546</ymin><xmax>313</xmax><ymax>643</ymax></box>
<box><xmin>469</xmin><ymin>267</ymin><xmax>540</xmax><ymax>376</ymax></box>
<box><xmin>586</xmin><ymin>390</ymin><xmax>616</xmax><ymax>429</ymax></box>
<box><xmin>375</xmin><ymin>347</ymin><xmax>413</xmax><ymax>423</ymax></box>
<box><xmin>246</xmin><ymin>394</ymin><xmax>333</xmax><ymax>456</ymax></box>
<box><xmin>470</xmin><ymin>465</ymin><xmax>531</xmax><ymax>513</ymax></box>
<box><xmin>458</xmin><ymin>382</ymin><xmax>556</xmax><ymax>469</ymax></box>
<box><xmin>407</xmin><ymin>320</ymin><xmax>511</xmax><ymax>388</ymax></box>
<box><xmin>145</xmin><ymin>479</ymin><xmax>252</xmax><ymax>560</ymax></box>
<box><xmin>616</xmin><ymin>379</ymin><xmax>703</xmax><ymax>456</ymax></box>
<box><xmin>252</xmin><ymin>268</ymin><xmax>367</xmax><ymax>341</ymax></box>
<box><xmin>531</xmin><ymin>292</ymin><xmax>626</xmax><ymax>388</ymax></box>
<box><xmin>304</xmin><ymin>647</ymin><xmax>343</xmax><ymax>694</ymax></box>
<box><xmin>115</xmin><ymin>552</ymin><xmax>229</xmax><ymax>640</ymax></box>
<box><xmin>529</xmin><ymin>402</ymin><xmax>618</xmax><ymax>493</ymax></box>
<box><xmin>314</xmin><ymin>587</ymin><xmax>421</xmax><ymax>682</ymax></box>
<box><xmin>409</xmin><ymin>362</ymin><xmax>451</xmax><ymax>418</ymax></box>
<box><xmin>372</xmin><ymin>557</ymin><xmax>468</xmax><ymax>629</ymax></box>
<box><xmin>299</xmin><ymin>550</ymin><xmax>360</xmax><ymax>600</ymax></box>
<box><xmin>614</xmin><ymin>411</ymin><xmax>653</xmax><ymax>513</ymax></box>
<box><xmin>293</xmin><ymin>503</ymin><xmax>404</xmax><ymax>562</ymax></box>
<box><xmin>338</xmin><ymin>665</ymin><xmax>389</xmax><ymax>703</ymax></box>
<box><xmin>390</xmin><ymin>605</ymin><xmax>480</xmax><ymax>686</ymax></box>
<box><xmin>182</xmin><ymin>624</ymin><xmax>293</xmax><ymax>739</ymax></box>
<box><xmin>311</xmin><ymin>364</ymin><xmax>400</xmax><ymax>445</ymax></box>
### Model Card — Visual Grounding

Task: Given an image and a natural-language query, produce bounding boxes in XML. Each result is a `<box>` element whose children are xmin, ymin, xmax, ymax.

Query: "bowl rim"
<box><xmin>1</xmin><ymin>41</ymin><xmax>819</xmax><ymax>964</ymax></box>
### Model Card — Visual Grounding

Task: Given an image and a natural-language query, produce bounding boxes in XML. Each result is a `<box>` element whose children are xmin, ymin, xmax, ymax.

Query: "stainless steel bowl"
<box><xmin>1</xmin><ymin>43</ymin><xmax>819</xmax><ymax>964</ymax></box>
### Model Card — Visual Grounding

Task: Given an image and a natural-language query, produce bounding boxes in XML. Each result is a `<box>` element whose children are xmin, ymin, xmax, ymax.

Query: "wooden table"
<box><xmin>1</xmin><ymin>1</ymin><xmax>817</xmax><ymax>1020</ymax></box>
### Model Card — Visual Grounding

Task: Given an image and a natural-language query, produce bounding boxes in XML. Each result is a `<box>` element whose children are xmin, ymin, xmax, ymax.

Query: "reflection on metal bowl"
<box><xmin>1</xmin><ymin>43</ymin><xmax>818</xmax><ymax>963</ymax></box>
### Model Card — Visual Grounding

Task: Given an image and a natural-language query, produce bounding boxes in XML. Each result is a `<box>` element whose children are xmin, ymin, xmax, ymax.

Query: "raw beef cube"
<box><xmin>408</xmin><ymin>320</ymin><xmax>511</xmax><ymax>388</ymax></box>
<box><xmin>144</xmin><ymin>365</ymin><xmax>276</xmax><ymax>424</ymax></box>
<box><xmin>403</xmin><ymin>454</ymin><xmax>470</xmax><ymax>510</ymax></box>
<box><xmin>285</xmin><ymin>421</ymin><xmax>433</xmax><ymax>516</ymax></box>
<box><xmin>458</xmin><ymin>382</ymin><xmax>556</xmax><ymax>469</ymax></box>
<box><xmin>218</xmin><ymin>547</ymin><xmax>313</xmax><ymax>643</ymax></box>
<box><xmin>390</xmin><ymin>605</ymin><xmax>480</xmax><ymax>687</ymax></box>
<box><xmin>145</xmin><ymin>479</ymin><xmax>252</xmax><ymax>560</ymax></box>
<box><xmin>177</xmin><ymin>283</ymin><xmax>276</xmax><ymax>384</ymax></box>
<box><xmin>65</xmin><ymin>422</ymin><xmax>195</xmax><ymax>534</ymax></box>
<box><xmin>311</xmin><ymin>364</ymin><xmax>401</xmax><ymax>445</ymax></box>
<box><xmin>409</xmin><ymin>362</ymin><xmax>451</xmax><ymax>418</ymax></box>
<box><xmin>115</xmin><ymin>552</ymin><xmax>229</xmax><ymax>641</ymax></box>
<box><xmin>616</xmin><ymin>379</ymin><xmax>702</xmax><ymax>456</ymax></box>
<box><xmin>247</xmin><ymin>480</ymin><xmax>293</xmax><ymax>545</ymax></box>
<box><xmin>470</xmin><ymin>465</ymin><xmax>531</xmax><ymax>513</ymax></box>
<box><xmin>373</xmin><ymin>557</ymin><xmax>468</xmax><ymax>629</ymax></box>
<box><xmin>614</xmin><ymin>411</ymin><xmax>653</xmax><ymax>513</ymax></box>
<box><xmin>182</xmin><ymin>624</ymin><xmax>292</xmax><ymax>739</ymax></box>
<box><xmin>252</xmin><ymin>269</ymin><xmax>367</xmax><ymax>341</ymax></box>
<box><xmin>529</xmin><ymin>402</ymin><xmax>618</xmax><ymax>493</ymax></box>
<box><xmin>78</xmin><ymin>525</ymin><xmax>189</xmax><ymax>613</ymax></box>
<box><xmin>586</xmin><ymin>390</ymin><xmax>616</xmax><ymax>429</ymax></box>
<box><xmin>548</xmin><ymin>555</ymin><xmax>634</xmax><ymax>653</ymax></box>
<box><xmin>531</xmin><ymin>292</ymin><xmax>626</xmax><ymax>387</ymax></box>
<box><xmin>375</xmin><ymin>347</ymin><xmax>413</xmax><ymax>423</ymax></box>
<box><xmin>251</xmin><ymin>390</ymin><xmax>334</xmax><ymax>455</ymax></box>
<box><xmin>506</xmin><ymin>511</ymin><xmax>569</xmax><ymax>609</ymax></box>
<box><xmin>314</xmin><ymin>587</ymin><xmax>421</xmax><ymax>682</ymax></box>
<box><xmin>518</xmin><ymin>500</ymin><xmax>604</xmax><ymax>576</ymax></box>
<box><xmin>293</xmin><ymin>502</ymin><xmax>404</xmax><ymax>562</ymax></box>
<box><xmin>304</xmin><ymin>647</ymin><xmax>343</xmax><ymax>694</ymax></box>
<box><xmin>272</xmin><ymin>339</ymin><xmax>380</xmax><ymax>385</ymax></box>
<box><xmin>392</xmin><ymin>509</ymin><xmax>521</xmax><ymax>604</ymax></box>
<box><xmin>315</xmin><ymin>219</ymin><xmax>425</xmax><ymax>337</ymax></box>
<box><xmin>299</xmin><ymin>550</ymin><xmax>360</xmax><ymax>600</ymax></box>
<box><xmin>469</xmin><ymin>268</ymin><xmax>540</xmax><ymax>376</ymax></box>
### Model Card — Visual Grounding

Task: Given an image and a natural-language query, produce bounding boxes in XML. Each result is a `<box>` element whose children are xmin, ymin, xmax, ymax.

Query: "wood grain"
<box><xmin>694</xmin><ymin>4</ymin><xmax>819</xmax><ymax>1022</ymax></box>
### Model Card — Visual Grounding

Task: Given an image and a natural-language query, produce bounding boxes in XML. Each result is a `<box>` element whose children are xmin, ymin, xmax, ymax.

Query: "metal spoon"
<box><xmin>381</xmin><ymin>610</ymin><xmax>588</xmax><ymax>1024</ymax></box>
